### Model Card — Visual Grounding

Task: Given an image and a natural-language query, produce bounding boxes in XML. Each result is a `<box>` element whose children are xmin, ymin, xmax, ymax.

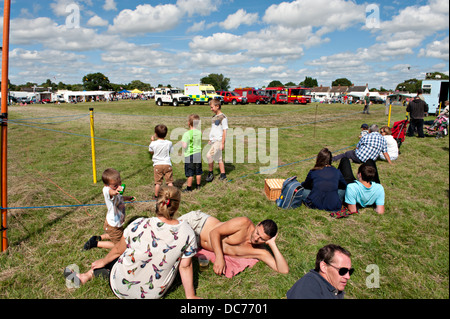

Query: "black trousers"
<box><xmin>407</xmin><ymin>118</ymin><xmax>424</xmax><ymax>138</ymax></box>
<box><xmin>337</xmin><ymin>157</ymin><xmax>381</xmax><ymax>184</ymax></box>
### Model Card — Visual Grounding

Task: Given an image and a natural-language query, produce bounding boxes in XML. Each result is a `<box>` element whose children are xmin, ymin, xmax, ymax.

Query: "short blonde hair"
<box><xmin>209</xmin><ymin>98</ymin><xmax>221</xmax><ymax>109</ymax></box>
<box><xmin>188</xmin><ymin>114</ymin><xmax>200</xmax><ymax>128</ymax></box>
<box><xmin>380</xmin><ymin>126</ymin><xmax>392</xmax><ymax>135</ymax></box>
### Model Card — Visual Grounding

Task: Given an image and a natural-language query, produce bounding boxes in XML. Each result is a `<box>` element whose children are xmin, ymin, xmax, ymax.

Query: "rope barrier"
<box><xmin>0</xmin><ymin>200</ymin><xmax>154</xmax><ymax>211</ymax></box>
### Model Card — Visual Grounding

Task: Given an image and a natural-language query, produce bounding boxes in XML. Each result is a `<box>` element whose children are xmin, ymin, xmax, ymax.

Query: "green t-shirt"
<box><xmin>182</xmin><ymin>129</ymin><xmax>202</xmax><ymax>157</ymax></box>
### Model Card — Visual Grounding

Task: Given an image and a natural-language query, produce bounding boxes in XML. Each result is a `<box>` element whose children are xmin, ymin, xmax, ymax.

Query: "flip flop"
<box><xmin>64</xmin><ymin>266</ymin><xmax>81</xmax><ymax>288</ymax></box>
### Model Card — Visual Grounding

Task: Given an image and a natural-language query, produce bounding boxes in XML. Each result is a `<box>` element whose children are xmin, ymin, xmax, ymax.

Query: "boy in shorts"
<box><xmin>83</xmin><ymin>168</ymin><xmax>135</xmax><ymax>250</ymax></box>
<box><xmin>206</xmin><ymin>98</ymin><xmax>228</xmax><ymax>182</ymax></box>
<box><xmin>181</xmin><ymin>114</ymin><xmax>203</xmax><ymax>192</ymax></box>
<box><xmin>149</xmin><ymin>124</ymin><xmax>174</xmax><ymax>198</ymax></box>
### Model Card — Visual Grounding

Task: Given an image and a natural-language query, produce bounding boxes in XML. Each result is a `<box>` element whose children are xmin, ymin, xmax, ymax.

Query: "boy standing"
<box><xmin>181</xmin><ymin>114</ymin><xmax>203</xmax><ymax>192</ymax></box>
<box><xmin>149</xmin><ymin>124</ymin><xmax>174</xmax><ymax>198</ymax></box>
<box><xmin>84</xmin><ymin>168</ymin><xmax>135</xmax><ymax>250</ymax></box>
<box><xmin>206</xmin><ymin>99</ymin><xmax>228</xmax><ymax>182</ymax></box>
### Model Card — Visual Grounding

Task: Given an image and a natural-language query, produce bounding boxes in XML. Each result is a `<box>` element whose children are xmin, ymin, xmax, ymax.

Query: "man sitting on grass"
<box><xmin>178</xmin><ymin>211</ymin><xmax>289</xmax><ymax>276</ymax></box>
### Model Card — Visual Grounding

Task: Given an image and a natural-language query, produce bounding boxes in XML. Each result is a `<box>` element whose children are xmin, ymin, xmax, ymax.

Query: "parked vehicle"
<box><xmin>285</xmin><ymin>87</ymin><xmax>312</xmax><ymax>104</ymax></box>
<box><xmin>184</xmin><ymin>84</ymin><xmax>223</xmax><ymax>105</ymax></box>
<box><xmin>263</xmin><ymin>87</ymin><xmax>288</xmax><ymax>104</ymax></box>
<box><xmin>233</xmin><ymin>88</ymin><xmax>269</xmax><ymax>104</ymax></box>
<box><xmin>155</xmin><ymin>87</ymin><xmax>191</xmax><ymax>106</ymax></box>
<box><xmin>369</xmin><ymin>96</ymin><xmax>384</xmax><ymax>104</ymax></box>
<box><xmin>422</xmin><ymin>79</ymin><xmax>449</xmax><ymax>114</ymax></box>
<box><xmin>216</xmin><ymin>90</ymin><xmax>248</xmax><ymax>105</ymax></box>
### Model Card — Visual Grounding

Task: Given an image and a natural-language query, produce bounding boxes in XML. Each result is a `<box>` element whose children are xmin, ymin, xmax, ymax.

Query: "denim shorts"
<box><xmin>184</xmin><ymin>153</ymin><xmax>203</xmax><ymax>177</ymax></box>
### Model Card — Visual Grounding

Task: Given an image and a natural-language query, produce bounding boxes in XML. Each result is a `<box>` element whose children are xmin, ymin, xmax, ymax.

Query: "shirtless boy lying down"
<box><xmin>178</xmin><ymin>211</ymin><xmax>289</xmax><ymax>276</ymax></box>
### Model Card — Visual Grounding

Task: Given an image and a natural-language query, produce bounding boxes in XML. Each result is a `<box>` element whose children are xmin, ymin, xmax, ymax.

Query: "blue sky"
<box><xmin>1</xmin><ymin>0</ymin><xmax>448</xmax><ymax>90</ymax></box>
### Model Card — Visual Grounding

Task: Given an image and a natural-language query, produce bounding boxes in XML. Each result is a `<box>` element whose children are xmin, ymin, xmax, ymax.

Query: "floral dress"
<box><xmin>110</xmin><ymin>217</ymin><xmax>197</xmax><ymax>299</ymax></box>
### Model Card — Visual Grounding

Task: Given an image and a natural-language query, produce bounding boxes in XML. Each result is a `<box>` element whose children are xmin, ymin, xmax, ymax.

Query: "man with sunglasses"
<box><xmin>286</xmin><ymin>244</ymin><xmax>353</xmax><ymax>299</ymax></box>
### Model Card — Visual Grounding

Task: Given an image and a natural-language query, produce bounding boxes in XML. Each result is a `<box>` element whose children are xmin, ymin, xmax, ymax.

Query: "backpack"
<box><xmin>276</xmin><ymin>176</ymin><xmax>304</xmax><ymax>209</ymax></box>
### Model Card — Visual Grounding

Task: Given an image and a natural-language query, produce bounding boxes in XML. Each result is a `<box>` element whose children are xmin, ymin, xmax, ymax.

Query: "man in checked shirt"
<box><xmin>332</xmin><ymin>124</ymin><xmax>392</xmax><ymax>165</ymax></box>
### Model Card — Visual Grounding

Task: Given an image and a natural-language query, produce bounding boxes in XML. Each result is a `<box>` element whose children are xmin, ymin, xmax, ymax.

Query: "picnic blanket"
<box><xmin>195</xmin><ymin>249</ymin><xmax>259</xmax><ymax>278</ymax></box>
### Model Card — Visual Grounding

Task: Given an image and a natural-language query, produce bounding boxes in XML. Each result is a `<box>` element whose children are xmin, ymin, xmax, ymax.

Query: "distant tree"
<box><xmin>127</xmin><ymin>80</ymin><xmax>152</xmax><ymax>91</ymax></box>
<box><xmin>284</xmin><ymin>81</ymin><xmax>297</xmax><ymax>87</ymax></box>
<box><xmin>200</xmin><ymin>73</ymin><xmax>230</xmax><ymax>90</ymax></box>
<box><xmin>300</xmin><ymin>76</ymin><xmax>318</xmax><ymax>88</ymax></box>
<box><xmin>332</xmin><ymin>78</ymin><xmax>352</xmax><ymax>87</ymax></box>
<box><xmin>41</xmin><ymin>79</ymin><xmax>57</xmax><ymax>91</ymax></box>
<box><xmin>396</xmin><ymin>78</ymin><xmax>422</xmax><ymax>93</ymax></box>
<box><xmin>267</xmin><ymin>80</ymin><xmax>284</xmax><ymax>87</ymax></box>
<box><xmin>425</xmin><ymin>72</ymin><xmax>449</xmax><ymax>80</ymax></box>
<box><xmin>82</xmin><ymin>72</ymin><xmax>112</xmax><ymax>91</ymax></box>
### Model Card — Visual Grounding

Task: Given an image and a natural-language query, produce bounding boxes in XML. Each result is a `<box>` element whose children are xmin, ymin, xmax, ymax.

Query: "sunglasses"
<box><xmin>326</xmin><ymin>262</ymin><xmax>355</xmax><ymax>276</ymax></box>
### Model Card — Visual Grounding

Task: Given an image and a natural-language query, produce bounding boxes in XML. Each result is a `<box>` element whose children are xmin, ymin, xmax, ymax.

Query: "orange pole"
<box><xmin>1</xmin><ymin>0</ymin><xmax>11</xmax><ymax>252</ymax></box>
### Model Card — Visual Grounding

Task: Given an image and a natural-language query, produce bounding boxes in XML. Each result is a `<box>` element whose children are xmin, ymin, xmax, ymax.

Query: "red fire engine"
<box><xmin>263</xmin><ymin>87</ymin><xmax>288</xmax><ymax>104</ymax></box>
<box><xmin>233</xmin><ymin>88</ymin><xmax>270</xmax><ymax>104</ymax></box>
<box><xmin>286</xmin><ymin>87</ymin><xmax>312</xmax><ymax>104</ymax></box>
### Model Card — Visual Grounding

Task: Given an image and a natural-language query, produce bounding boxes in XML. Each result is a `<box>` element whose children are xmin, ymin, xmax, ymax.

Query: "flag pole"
<box><xmin>1</xmin><ymin>0</ymin><xmax>12</xmax><ymax>252</ymax></box>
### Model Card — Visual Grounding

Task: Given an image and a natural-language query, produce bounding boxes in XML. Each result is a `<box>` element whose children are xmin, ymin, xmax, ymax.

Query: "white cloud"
<box><xmin>418</xmin><ymin>37</ymin><xmax>449</xmax><ymax>60</ymax></box>
<box><xmin>263</xmin><ymin>0</ymin><xmax>365</xmax><ymax>31</ymax></box>
<box><xmin>176</xmin><ymin>0</ymin><xmax>220</xmax><ymax>17</ymax></box>
<box><xmin>87</xmin><ymin>15</ymin><xmax>109</xmax><ymax>27</ymax></box>
<box><xmin>189</xmin><ymin>33</ymin><xmax>243</xmax><ymax>53</ymax></box>
<box><xmin>219</xmin><ymin>9</ymin><xmax>258</xmax><ymax>30</ymax></box>
<box><xmin>10</xmin><ymin>17</ymin><xmax>121</xmax><ymax>51</ymax></box>
<box><xmin>103</xmin><ymin>0</ymin><xmax>117</xmax><ymax>11</ymax></box>
<box><xmin>379</xmin><ymin>0</ymin><xmax>449</xmax><ymax>35</ymax></box>
<box><xmin>101</xmin><ymin>43</ymin><xmax>174</xmax><ymax>68</ymax></box>
<box><xmin>187</xmin><ymin>21</ymin><xmax>206</xmax><ymax>33</ymax></box>
<box><xmin>108</xmin><ymin>4</ymin><xmax>183</xmax><ymax>35</ymax></box>
<box><xmin>189</xmin><ymin>52</ymin><xmax>250</xmax><ymax>66</ymax></box>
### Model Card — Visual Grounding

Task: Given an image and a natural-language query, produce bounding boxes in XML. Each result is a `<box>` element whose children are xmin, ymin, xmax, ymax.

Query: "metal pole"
<box><xmin>89</xmin><ymin>108</ymin><xmax>97</xmax><ymax>184</ymax></box>
<box><xmin>1</xmin><ymin>0</ymin><xmax>11</xmax><ymax>252</ymax></box>
<box><xmin>387</xmin><ymin>104</ymin><xmax>392</xmax><ymax>127</ymax></box>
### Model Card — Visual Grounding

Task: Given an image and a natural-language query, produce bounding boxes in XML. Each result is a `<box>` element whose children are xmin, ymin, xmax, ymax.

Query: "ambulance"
<box><xmin>184</xmin><ymin>84</ymin><xmax>223</xmax><ymax>105</ymax></box>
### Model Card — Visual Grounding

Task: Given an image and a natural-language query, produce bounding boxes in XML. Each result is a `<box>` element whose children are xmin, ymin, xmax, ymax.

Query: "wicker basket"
<box><xmin>264</xmin><ymin>179</ymin><xmax>285</xmax><ymax>201</ymax></box>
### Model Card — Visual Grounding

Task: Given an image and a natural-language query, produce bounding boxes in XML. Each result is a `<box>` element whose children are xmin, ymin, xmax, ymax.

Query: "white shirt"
<box><xmin>379</xmin><ymin>135</ymin><xmax>398</xmax><ymax>161</ymax></box>
<box><xmin>103</xmin><ymin>186</ymin><xmax>126</xmax><ymax>227</ymax></box>
<box><xmin>149</xmin><ymin>139</ymin><xmax>173</xmax><ymax>166</ymax></box>
<box><xmin>209</xmin><ymin>113</ymin><xmax>228</xmax><ymax>142</ymax></box>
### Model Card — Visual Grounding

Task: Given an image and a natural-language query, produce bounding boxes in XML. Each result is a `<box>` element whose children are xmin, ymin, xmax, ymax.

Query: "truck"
<box><xmin>421</xmin><ymin>79</ymin><xmax>449</xmax><ymax>114</ymax></box>
<box><xmin>233</xmin><ymin>88</ymin><xmax>269</xmax><ymax>104</ymax></box>
<box><xmin>216</xmin><ymin>90</ymin><xmax>248</xmax><ymax>105</ymax></box>
<box><xmin>285</xmin><ymin>86</ymin><xmax>312</xmax><ymax>104</ymax></box>
<box><xmin>184</xmin><ymin>84</ymin><xmax>223</xmax><ymax>105</ymax></box>
<box><xmin>155</xmin><ymin>87</ymin><xmax>192</xmax><ymax>106</ymax></box>
<box><xmin>263</xmin><ymin>87</ymin><xmax>288</xmax><ymax>104</ymax></box>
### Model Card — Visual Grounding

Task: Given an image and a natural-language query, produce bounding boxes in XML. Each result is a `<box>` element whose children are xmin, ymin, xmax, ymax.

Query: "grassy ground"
<box><xmin>0</xmin><ymin>100</ymin><xmax>448</xmax><ymax>299</ymax></box>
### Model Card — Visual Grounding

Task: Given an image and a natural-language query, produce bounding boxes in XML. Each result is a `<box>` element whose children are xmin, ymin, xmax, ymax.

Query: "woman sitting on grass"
<box><xmin>300</xmin><ymin>148</ymin><xmax>348</xmax><ymax>212</ymax></box>
<box><xmin>65</xmin><ymin>186</ymin><xmax>200</xmax><ymax>299</ymax></box>
<box><xmin>379</xmin><ymin>126</ymin><xmax>398</xmax><ymax>161</ymax></box>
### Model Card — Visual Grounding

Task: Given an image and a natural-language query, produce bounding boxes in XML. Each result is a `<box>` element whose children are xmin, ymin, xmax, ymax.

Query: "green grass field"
<box><xmin>0</xmin><ymin>100</ymin><xmax>448</xmax><ymax>299</ymax></box>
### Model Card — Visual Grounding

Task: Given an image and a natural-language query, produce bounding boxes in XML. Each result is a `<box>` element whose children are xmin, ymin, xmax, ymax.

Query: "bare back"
<box><xmin>199</xmin><ymin>216</ymin><xmax>262</xmax><ymax>258</ymax></box>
